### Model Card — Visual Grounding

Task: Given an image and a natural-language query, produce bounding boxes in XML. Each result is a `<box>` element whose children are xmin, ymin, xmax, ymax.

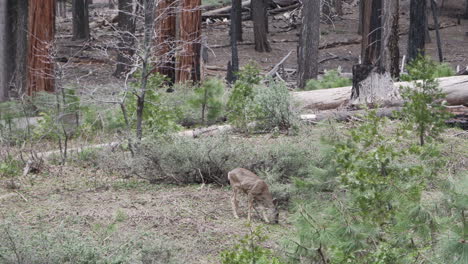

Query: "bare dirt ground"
<box><xmin>0</xmin><ymin>165</ymin><xmax>291</xmax><ymax>263</ymax></box>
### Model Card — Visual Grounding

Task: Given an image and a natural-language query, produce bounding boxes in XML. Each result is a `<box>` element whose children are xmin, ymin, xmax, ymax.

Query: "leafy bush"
<box><xmin>220</xmin><ymin>225</ymin><xmax>283</xmax><ymax>264</ymax></box>
<box><xmin>304</xmin><ymin>69</ymin><xmax>352</xmax><ymax>90</ymax></box>
<box><xmin>401</xmin><ymin>57</ymin><xmax>455</xmax><ymax>81</ymax></box>
<box><xmin>251</xmin><ymin>81</ymin><xmax>296</xmax><ymax>131</ymax></box>
<box><xmin>398</xmin><ymin>56</ymin><xmax>452</xmax><ymax>145</ymax></box>
<box><xmin>227</xmin><ymin>63</ymin><xmax>261</xmax><ymax>130</ymax></box>
<box><xmin>189</xmin><ymin>78</ymin><xmax>225</xmax><ymax>124</ymax></box>
<box><xmin>0</xmin><ymin>155</ymin><xmax>23</xmax><ymax>178</ymax></box>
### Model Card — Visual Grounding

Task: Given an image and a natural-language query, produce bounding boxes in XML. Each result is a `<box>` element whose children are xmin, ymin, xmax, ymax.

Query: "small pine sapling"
<box><xmin>189</xmin><ymin>78</ymin><xmax>225</xmax><ymax>124</ymax></box>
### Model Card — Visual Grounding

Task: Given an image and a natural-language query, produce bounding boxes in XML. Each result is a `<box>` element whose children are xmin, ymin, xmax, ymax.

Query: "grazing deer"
<box><xmin>228</xmin><ymin>168</ymin><xmax>279</xmax><ymax>224</ymax></box>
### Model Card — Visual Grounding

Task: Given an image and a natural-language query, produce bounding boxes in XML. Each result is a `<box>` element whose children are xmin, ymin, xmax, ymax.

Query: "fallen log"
<box><xmin>203</xmin><ymin>0</ymin><xmax>250</xmax><ymax>17</ymax></box>
<box><xmin>293</xmin><ymin>75</ymin><xmax>468</xmax><ymax>111</ymax></box>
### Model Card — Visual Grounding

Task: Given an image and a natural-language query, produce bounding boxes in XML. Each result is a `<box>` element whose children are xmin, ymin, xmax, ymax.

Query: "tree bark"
<box><xmin>351</xmin><ymin>0</ymin><xmax>400</xmax><ymax>106</ymax></box>
<box><xmin>465</xmin><ymin>0</ymin><xmax>468</xmax><ymax>19</ymax></box>
<box><xmin>175</xmin><ymin>0</ymin><xmax>202</xmax><ymax>83</ymax></box>
<box><xmin>252</xmin><ymin>0</ymin><xmax>271</xmax><ymax>52</ymax></box>
<box><xmin>72</xmin><ymin>0</ymin><xmax>90</xmax><ymax>40</ymax></box>
<box><xmin>113</xmin><ymin>0</ymin><xmax>136</xmax><ymax>78</ymax></box>
<box><xmin>297</xmin><ymin>0</ymin><xmax>320</xmax><ymax>89</ymax></box>
<box><xmin>155</xmin><ymin>0</ymin><xmax>176</xmax><ymax>83</ymax></box>
<box><xmin>408</xmin><ymin>0</ymin><xmax>426</xmax><ymax>61</ymax></box>
<box><xmin>230</xmin><ymin>0</ymin><xmax>243</xmax><ymax>42</ymax></box>
<box><xmin>27</xmin><ymin>0</ymin><xmax>55</xmax><ymax>96</ymax></box>
<box><xmin>13</xmin><ymin>0</ymin><xmax>28</xmax><ymax>97</ymax></box>
<box><xmin>0</xmin><ymin>0</ymin><xmax>7</xmax><ymax>101</ymax></box>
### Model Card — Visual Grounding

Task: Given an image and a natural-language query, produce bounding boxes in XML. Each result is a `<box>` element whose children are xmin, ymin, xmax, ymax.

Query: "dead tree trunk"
<box><xmin>297</xmin><ymin>0</ymin><xmax>320</xmax><ymax>89</ymax></box>
<box><xmin>72</xmin><ymin>0</ymin><xmax>90</xmax><ymax>40</ymax></box>
<box><xmin>381</xmin><ymin>0</ymin><xmax>400</xmax><ymax>79</ymax></box>
<box><xmin>113</xmin><ymin>0</ymin><xmax>136</xmax><ymax>78</ymax></box>
<box><xmin>13</xmin><ymin>0</ymin><xmax>28</xmax><ymax>97</ymax></box>
<box><xmin>27</xmin><ymin>0</ymin><xmax>55</xmax><ymax>96</ymax></box>
<box><xmin>351</xmin><ymin>0</ymin><xmax>400</xmax><ymax>106</ymax></box>
<box><xmin>231</xmin><ymin>0</ymin><xmax>243</xmax><ymax>42</ymax></box>
<box><xmin>175</xmin><ymin>0</ymin><xmax>202</xmax><ymax>83</ymax></box>
<box><xmin>252</xmin><ymin>0</ymin><xmax>271</xmax><ymax>52</ymax></box>
<box><xmin>0</xmin><ymin>0</ymin><xmax>7</xmax><ymax>101</ymax></box>
<box><xmin>408</xmin><ymin>0</ymin><xmax>426</xmax><ymax>62</ymax></box>
<box><xmin>155</xmin><ymin>0</ymin><xmax>176</xmax><ymax>83</ymax></box>
<box><xmin>57</xmin><ymin>0</ymin><xmax>67</xmax><ymax>18</ymax></box>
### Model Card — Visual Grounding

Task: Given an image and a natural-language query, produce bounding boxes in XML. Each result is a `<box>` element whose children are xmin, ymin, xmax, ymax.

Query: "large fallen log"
<box><xmin>293</xmin><ymin>76</ymin><xmax>468</xmax><ymax>111</ymax></box>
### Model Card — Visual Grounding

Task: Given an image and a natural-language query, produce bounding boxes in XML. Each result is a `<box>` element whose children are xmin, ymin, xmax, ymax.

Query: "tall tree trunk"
<box><xmin>408</xmin><ymin>0</ymin><xmax>426</xmax><ymax>62</ymax></box>
<box><xmin>0</xmin><ymin>0</ymin><xmax>7</xmax><ymax>101</ymax></box>
<box><xmin>351</xmin><ymin>0</ymin><xmax>400</xmax><ymax>106</ymax></box>
<box><xmin>113</xmin><ymin>0</ymin><xmax>136</xmax><ymax>77</ymax></box>
<box><xmin>27</xmin><ymin>0</ymin><xmax>55</xmax><ymax>96</ymax></box>
<box><xmin>231</xmin><ymin>0</ymin><xmax>243</xmax><ymax>42</ymax></box>
<box><xmin>57</xmin><ymin>0</ymin><xmax>67</xmax><ymax>18</ymax></box>
<box><xmin>155</xmin><ymin>0</ymin><xmax>176</xmax><ymax>83</ymax></box>
<box><xmin>465</xmin><ymin>0</ymin><xmax>468</xmax><ymax>19</ymax></box>
<box><xmin>358</xmin><ymin>0</ymin><xmax>363</xmax><ymax>35</ymax></box>
<box><xmin>14</xmin><ymin>0</ymin><xmax>28</xmax><ymax>97</ymax></box>
<box><xmin>175</xmin><ymin>0</ymin><xmax>202</xmax><ymax>83</ymax></box>
<box><xmin>252</xmin><ymin>0</ymin><xmax>271</xmax><ymax>52</ymax></box>
<box><xmin>297</xmin><ymin>0</ymin><xmax>320</xmax><ymax>89</ymax></box>
<box><xmin>72</xmin><ymin>0</ymin><xmax>90</xmax><ymax>40</ymax></box>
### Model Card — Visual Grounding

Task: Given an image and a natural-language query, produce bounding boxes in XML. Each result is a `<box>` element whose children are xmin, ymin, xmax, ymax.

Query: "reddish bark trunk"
<box><xmin>155</xmin><ymin>0</ymin><xmax>177</xmax><ymax>83</ymax></box>
<box><xmin>27</xmin><ymin>0</ymin><xmax>55</xmax><ymax>96</ymax></box>
<box><xmin>176</xmin><ymin>0</ymin><xmax>202</xmax><ymax>83</ymax></box>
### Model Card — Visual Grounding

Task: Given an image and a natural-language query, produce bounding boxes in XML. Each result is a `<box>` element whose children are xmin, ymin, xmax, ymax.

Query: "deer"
<box><xmin>227</xmin><ymin>168</ymin><xmax>279</xmax><ymax>224</ymax></box>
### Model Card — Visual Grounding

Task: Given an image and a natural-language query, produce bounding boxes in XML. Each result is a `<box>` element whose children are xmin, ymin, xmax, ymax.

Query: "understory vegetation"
<box><xmin>0</xmin><ymin>58</ymin><xmax>466</xmax><ymax>263</ymax></box>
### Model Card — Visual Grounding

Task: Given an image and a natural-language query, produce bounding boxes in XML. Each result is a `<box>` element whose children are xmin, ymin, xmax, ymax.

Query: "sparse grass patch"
<box><xmin>305</xmin><ymin>69</ymin><xmax>352</xmax><ymax>90</ymax></box>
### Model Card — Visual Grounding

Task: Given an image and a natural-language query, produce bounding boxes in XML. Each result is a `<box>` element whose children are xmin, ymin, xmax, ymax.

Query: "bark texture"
<box><xmin>381</xmin><ymin>0</ymin><xmax>400</xmax><ymax>78</ymax></box>
<box><xmin>408</xmin><ymin>0</ymin><xmax>426</xmax><ymax>61</ymax></box>
<box><xmin>14</xmin><ymin>0</ymin><xmax>28</xmax><ymax>96</ymax></box>
<box><xmin>0</xmin><ymin>0</ymin><xmax>7</xmax><ymax>101</ymax></box>
<box><xmin>72</xmin><ymin>0</ymin><xmax>90</xmax><ymax>40</ymax></box>
<box><xmin>297</xmin><ymin>0</ymin><xmax>320</xmax><ymax>89</ymax></box>
<box><xmin>113</xmin><ymin>0</ymin><xmax>136</xmax><ymax>77</ymax></box>
<box><xmin>465</xmin><ymin>0</ymin><xmax>468</xmax><ymax>19</ymax></box>
<box><xmin>231</xmin><ymin>0</ymin><xmax>243</xmax><ymax>42</ymax></box>
<box><xmin>155</xmin><ymin>0</ymin><xmax>176</xmax><ymax>83</ymax></box>
<box><xmin>27</xmin><ymin>0</ymin><xmax>55</xmax><ymax>96</ymax></box>
<box><xmin>252</xmin><ymin>0</ymin><xmax>271</xmax><ymax>52</ymax></box>
<box><xmin>176</xmin><ymin>0</ymin><xmax>202</xmax><ymax>83</ymax></box>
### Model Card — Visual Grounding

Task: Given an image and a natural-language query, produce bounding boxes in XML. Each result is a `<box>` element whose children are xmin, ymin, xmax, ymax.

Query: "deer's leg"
<box><xmin>231</xmin><ymin>189</ymin><xmax>240</xmax><ymax>219</ymax></box>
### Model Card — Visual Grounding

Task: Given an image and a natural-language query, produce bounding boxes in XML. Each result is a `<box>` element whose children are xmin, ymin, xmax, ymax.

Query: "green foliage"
<box><xmin>126</xmin><ymin>73</ymin><xmax>181</xmax><ymax>136</ymax></box>
<box><xmin>227</xmin><ymin>63</ymin><xmax>261</xmax><ymax>130</ymax></box>
<box><xmin>251</xmin><ymin>80</ymin><xmax>296</xmax><ymax>131</ymax></box>
<box><xmin>401</xmin><ymin>58</ymin><xmax>455</xmax><ymax>81</ymax></box>
<box><xmin>221</xmin><ymin>225</ymin><xmax>283</xmax><ymax>264</ymax></box>
<box><xmin>189</xmin><ymin>78</ymin><xmax>225</xmax><ymax>124</ymax></box>
<box><xmin>289</xmin><ymin>110</ymin><xmax>455</xmax><ymax>264</ymax></box>
<box><xmin>0</xmin><ymin>156</ymin><xmax>22</xmax><ymax>178</ymax></box>
<box><xmin>398</xmin><ymin>56</ymin><xmax>452</xmax><ymax>145</ymax></box>
<box><xmin>304</xmin><ymin>69</ymin><xmax>352</xmax><ymax>90</ymax></box>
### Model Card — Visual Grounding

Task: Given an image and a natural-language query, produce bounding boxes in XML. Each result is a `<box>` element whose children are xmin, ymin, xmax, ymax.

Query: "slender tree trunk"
<box><xmin>0</xmin><ymin>0</ymin><xmax>7</xmax><ymax>101</ymax></box>
<box><xmin>155</xmin><ymin>0</ymin><xmax>176</xmax><ymax>83</ymax></box>
<box><xmin>113</xmin><ymin>0</ymin><xmax>136</xmax><ymax>77</ymax></box>
<box><xmin>136</xmin><ymin>0</ymin><xmax>155</xmax><ymax>140</ymax></box>
<box><xmin>297</xmin><ymin>0</ymin><xmax>320</xmax><ymax>89</ymax></box>
<box><xmin>14</xmin><ymin>0</ymin><xmax>28</xmax><ymax>96</ymax></box>
<box><xmin>175</xmin><ymin>0</ymin><xmax>202</xmax><ymax>83</ymax></box>
<box><xmin>72</xmin><ymin>0</ymin><xmax>90</xmax><ymax>40</ymax></box>
<box><xmin>465</xmin><ymin>0</ymin><xmax>468</xmax><ymax>19</ymax></box>
<box><xmin>381</xmin><ymin>0</ymin><xmax>400</xmax><ymax>79</ymax></box>
<box><xmin>231</xmin><ymin>0</ymin><xmax>242</xmax><ymax>42</ymax></box>
<box><xmin>335</xmin><ymin>0</ymin><xmax>343</xmax><ymax>16</ymax></box>
<box><xmin>351</xmin><ymin>0</ymin><xmax>400</xmax><ymax>106</ymax></box>
<box><xmin>228</xmin><ymin>0</ymin><xmax>241</xmax><ymax>83</ymax></box>
<box><xmin>27</xmin><ymin>0</ymin><xmax>55</xmax><ymax>96</ymax></box>
<box><xmin>358</xmin><ymin>0</ymin><xmax>363</xmax><ymax>35</ymax></box>
<box><xmin>57</xmin><ymin>0</ymin><xmax>67</xmax><ymax>18</ymax></box>
<box><xmin>252</xmin><ymin>0</ymin><xmax>271</xmax><ymax>52</ymax></box>
<box><xmin>430</xmin><ymin>0</ymin><xmax>443</xmax><ymax>62</ymax></box>
<box><xmin>408</xmin><ymin>0</ymin><xmax>426</xmax><ymax>62</ymax></box>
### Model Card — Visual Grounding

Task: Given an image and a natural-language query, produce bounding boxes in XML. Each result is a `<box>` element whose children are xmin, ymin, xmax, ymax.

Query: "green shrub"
<box><xmin>220</xmin><ymin>225</ymin><xmax>283</xmax><ymax>264</ymax></box>
<box><xmin>304</xmin><ymin>69</ymin><xmax>352</xmax><ymax>90</ymax></box>
<box><xmin>0</xmin><ymin>155</ymin><xmax>23</xmax><ymax>178</ymax></box>
<box><xmin>398</xmin><ymin>55</ymin><xmax>452</xmax><ymax>145</ymax></box>
<box><xmin>189</xmin><ymin>78</ymin><xmax>225</xmax><ymax>124</ymax></box>
<box><xmin>401</xmin><ymin>58</ymin><xmax>455</xmax><ymax>81</ymax></box>
<box><xmin>227</xmin><ymin>63</ymin><xmax>261</xmax><ymax>130</ymax></box>
<box><xmin>251</xmin><ymin>81</ymin><xmax>296</xmax><ymax>131</ymax></box>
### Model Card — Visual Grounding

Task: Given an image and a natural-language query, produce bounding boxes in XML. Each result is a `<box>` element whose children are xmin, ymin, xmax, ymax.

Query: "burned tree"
<box><xmin>72</xmin><ymin>0</ymin><xmax>90</xmax><ymax>40</ymax></box>
<box><xmin>175</xmin><ymin>0</ymin><xmax>202</xmax><ymax>83</ymax></box>
<box><xmin>252</xmin><ymin>0</ymin><xmax>271</xmax><ymax>52</ymax></box>
<box><xmin>27</xmin><ymin>0</ymin><xmax>55</xmax><ymax>96</ymax></box>
<box><xmin>408</xmin><ymin>0</ymin><xmax>426</xmax><ymax>61</ymax></box>
<box><xmin>297</xmin><ymin>0</ymin><xmax>320</xmax><ymax>89</ymax></box>
<box><xmin>231</xmin><ymin>0</ymin><xmax>243</xmax><ymax>42</ymax></box>
<box><xmin>113</xmin><ymin>0</ymin><xmax>136</xmax><ymax>77</ymax></box>
<box><xmin>154</xmin><ymin>0</ymin><xmax>177</xmax><ymax>83</ymax></box>
<box><xmin>351</xmin><ymin>0</ymin><xmax>400</xmax><ymax>106</ymax></box>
